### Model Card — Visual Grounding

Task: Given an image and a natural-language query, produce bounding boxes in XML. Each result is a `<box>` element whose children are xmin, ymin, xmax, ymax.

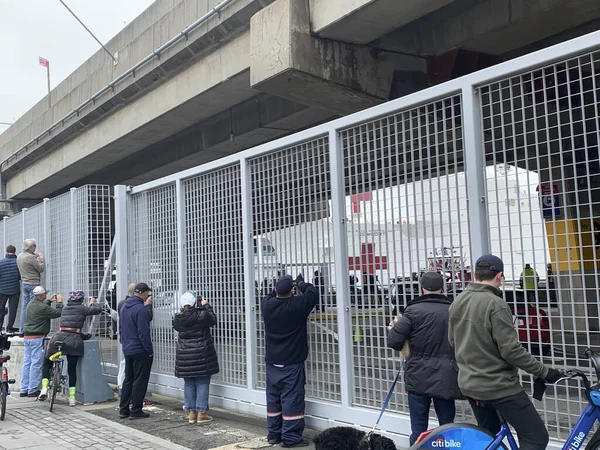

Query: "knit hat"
<box><xmin>420</xmin><ymin>272</ymin><xmax>444</xmax><ymax>292</ymax></box>
<box><xmin>275</xmin><ymin>275</ymin><xmax>294</xmax><ymax>295</ymax></box>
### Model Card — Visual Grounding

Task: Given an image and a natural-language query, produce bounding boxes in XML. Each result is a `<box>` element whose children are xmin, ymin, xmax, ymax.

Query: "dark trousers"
<box><xmin>0</xmin><ymin>292</ymin><xmax>20</xmax><ymax>329</ymax></box>
<box><xmin>408</xmin><ymin>393</ymin><xmax>456</xmax><ymax>445</ymax></box>
<box><xmin>266</xmin><ymin>363</ymin><xmax>306</xmax><ymax>446</ymax></box>
<box><xmin>119</xmin><ymin>353</ymin><xmax>153</xmax><ymax>414</ymax></box>
<box><xmin>468</xmin><ymin>391</ymin><xmax>549</xmax><ymax>450</ymax></box>
<box><xmin>42</xmin><ymin>354</ymin><xmax>79</xmax><ymax>388</ymax></box>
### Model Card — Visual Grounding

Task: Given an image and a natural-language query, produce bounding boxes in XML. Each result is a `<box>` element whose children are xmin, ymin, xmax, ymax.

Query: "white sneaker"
<box><xmin>69</xmin><ymin>398</ymin><xmax>76</xmax><ymax>407</ymax></box>
<box><xmin>38</xmin><ymin>387</ymin><xmax>48</xmax><ymax>401</ymax></box>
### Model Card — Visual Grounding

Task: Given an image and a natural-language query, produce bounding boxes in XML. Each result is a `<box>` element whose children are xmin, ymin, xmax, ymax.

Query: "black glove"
<box><xmin>544</xmin><ymin>368</ymin><xmax>564</xmax><ymax>384</ymax></box>
<box><xmin>295</xmin><ymin>273</ymin><xmax>304</xmax><ymax>284</ymax></box>
<box><xmin>533</xmin><ymin>378</ymin><xmax>547</xmax><ymax>401</ymax></box>
<box><xmin>82</xmin><ymin>333</ymin><xmax>92</xmax><ymax>341</ymax></box>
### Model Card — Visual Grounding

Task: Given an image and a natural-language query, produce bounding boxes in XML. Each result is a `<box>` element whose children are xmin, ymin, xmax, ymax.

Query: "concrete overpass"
<box><xmin>2</xmin><ymin>0</ymin><xmax>600</xmax><ymax>202</ymax></box>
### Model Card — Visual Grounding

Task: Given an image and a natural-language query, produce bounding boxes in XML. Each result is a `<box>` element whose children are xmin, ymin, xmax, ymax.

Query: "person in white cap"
<box><xmin>172</xmin><ymin>291</ymin><xmax>219</xmax><ymax>425</ymax></box>
<box><xmin>20</xmin><ymin>286</ymin><xmax>62</xmax><ymax>398</ymax></box>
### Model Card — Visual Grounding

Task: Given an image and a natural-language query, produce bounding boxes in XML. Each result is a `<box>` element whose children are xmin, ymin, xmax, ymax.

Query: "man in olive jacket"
<box><xmin>449</xmin><ymin>255</ymin><xmax>562</xmax><ymax>450</ymax></box>
<box><xmin>20</xmin><ymin>286</ymin><xmax>62</xmax><ymax>397</ymax></box>
<box><xmin>388</xmin><ymin>271</ymin><xmax>461</xmax><ymax>445</ymax></box>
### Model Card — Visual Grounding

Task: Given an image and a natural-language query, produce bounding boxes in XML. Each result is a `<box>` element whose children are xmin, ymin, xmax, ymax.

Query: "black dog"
<box><xmin>314</xmin><ymin>426</ymin><xmax>397</xmax><ymax>450</ymax></box>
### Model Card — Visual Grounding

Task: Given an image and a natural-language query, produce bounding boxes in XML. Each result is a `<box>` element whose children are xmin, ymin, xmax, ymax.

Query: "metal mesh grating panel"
<box><xmin>129</xmin><ymin>184</ymin><xmax>179</xmax><ymax>375</ymax></box>
<box><xmin>249</xmin><ymin>137</ymin><xmax>341</xmax><ymax>402</ymax></box>
<box><xmin>183</xmin><ymin>165</ymin><xmax>245</xmax><ymax>386</ymax></box>
<box><xmin>480</xmin><ymin>50</ymin><xmax>600</xmax><ymax>439</ymax></box>
<box><xmin>5</xmin><ymin>214</ymin><xmax>22</xmax><ymax>257</ymax></box>
<box><xmin>341</xmin><ymin>95</ymin><xmax>471</xmax><ymax>415</ymax></box>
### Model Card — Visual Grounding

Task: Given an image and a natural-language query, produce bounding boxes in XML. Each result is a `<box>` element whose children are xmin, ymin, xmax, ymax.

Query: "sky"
<box><xmin>0</xmin><ymin>0</ymin><xmax>155</xmax><ymax>134</ymax></box>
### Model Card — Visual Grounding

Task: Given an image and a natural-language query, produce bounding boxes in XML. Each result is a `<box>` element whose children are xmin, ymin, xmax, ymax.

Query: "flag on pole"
<box><xmin>39</xmin><ymin>56</ymin><xmax>49</xmax><ymax>68</ymax></box>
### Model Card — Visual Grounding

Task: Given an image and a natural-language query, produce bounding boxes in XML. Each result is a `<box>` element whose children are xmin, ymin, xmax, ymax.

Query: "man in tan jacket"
<box><xmin>17</xmin><ymin>239</ymin><xmax>45</xmax><ymax>332</ymax></box>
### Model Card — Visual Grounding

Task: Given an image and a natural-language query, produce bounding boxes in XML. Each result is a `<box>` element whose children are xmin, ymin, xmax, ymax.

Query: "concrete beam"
<box><xmin>374</xmin><ymin>0</ymin><xmax>600</xmax><ymax>56</ymax></box>
<box><xmin>250</xmin><ymin>0</ymin><xmax>426</xmax><ymax>115</ymax></box>
<box><xmin>5</xmin><ymin>32</ymin><xmax>255</xmax><ymax>199</ymax></box>
<box><xmin>309</xmin><ymin>0</ymin><xmax>454</xmax><ymax>44</ymax></box>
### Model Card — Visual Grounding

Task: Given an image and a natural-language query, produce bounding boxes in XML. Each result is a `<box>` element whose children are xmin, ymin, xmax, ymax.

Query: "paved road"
<box><xmin>0</xmin><ymin>395</ymin><xmax>188</xmax><ymax>450</ymax></box>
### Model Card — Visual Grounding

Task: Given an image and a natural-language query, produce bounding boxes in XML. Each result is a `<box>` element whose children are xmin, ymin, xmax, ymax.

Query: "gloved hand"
<box><xmin>533</xmin><ymin>378</ymin><xmax>547</xmax><ymax>401</ymax></box>
<box><xmin>295</xmin><ymin>273</ymin><xmax>304</xmax><ymax>284</ymax></box>
<box><xmin>545</xmin><ymin>368</ymin><xmax>565</xmax><ymax>384</ymax></box>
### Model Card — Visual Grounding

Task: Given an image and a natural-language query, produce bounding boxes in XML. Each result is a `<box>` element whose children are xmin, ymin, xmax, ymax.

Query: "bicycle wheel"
<box><xmin>0</xmin><ymin>382</ymin><xmax>6</xmax><ymax>420</ymax></box>
<box><xmin>49</xmin><ymin>360</ymin><xmax>62</xmax><ymax>413</ymax></box>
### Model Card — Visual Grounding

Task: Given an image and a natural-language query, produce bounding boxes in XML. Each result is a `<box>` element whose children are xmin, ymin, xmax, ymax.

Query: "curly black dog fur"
<box><xmin>314</xmin><ymin>426</ymin><xmax>397</xmax><ymax>450</ymax></box>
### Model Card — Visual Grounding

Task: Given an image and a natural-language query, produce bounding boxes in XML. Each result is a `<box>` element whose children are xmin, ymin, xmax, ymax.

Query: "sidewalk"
<box><xmin>0</xmin><ymin>395</ymin><xmax>188</xmax><ymax>450</ymax></box>
<box><xmin>83</xmin><ymin>393</ymin><xmax>319</xmax><ymax>450</ymax></box>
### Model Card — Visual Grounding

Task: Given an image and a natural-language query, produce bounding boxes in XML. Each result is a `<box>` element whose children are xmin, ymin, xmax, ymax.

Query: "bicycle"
<box><xmin>0</xmin><ymin>332</ymin><xmax>17</xmax><ymax>421</ymax></box>
<box><xmin>412</xmin><ymin>347</ymin><xmax>600</xmax><ymax>449</ymax></box>
<box><xmin>47</xmin><ymin>341</ymin><xmax>67</xmax><ymax>412</ymax></box>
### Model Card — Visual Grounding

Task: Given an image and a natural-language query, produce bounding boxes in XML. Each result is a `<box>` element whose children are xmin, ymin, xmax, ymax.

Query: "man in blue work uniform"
<box><xmin>261</xmin><ymin>274</ymin><xmax>319</xmax><ymax>448</ymax></box>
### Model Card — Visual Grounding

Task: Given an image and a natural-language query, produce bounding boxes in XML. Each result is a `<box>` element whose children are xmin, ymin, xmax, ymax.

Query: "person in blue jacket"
<box><xmin>0</xmin><ymin>245</ymin><xmax>21</xmax><ymax>332</ymax></box>
<box><xmin>119</xmin><ymin>282</ymin><xmax>153</xmax><ymax>420</ymax></box>
<box><xmin>261</xmin><ymin>274</ymin><xmax>319</xmax><ymax>448</ymax></box>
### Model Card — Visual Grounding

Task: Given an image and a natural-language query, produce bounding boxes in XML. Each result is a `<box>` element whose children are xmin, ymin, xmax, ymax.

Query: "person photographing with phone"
<box><xmin>20</xmin><ymin>286</ymin><xmax>62</xmax><ymax>398</ymax></box>
<box><xmin>172</xmin><ymin>291</ymin><xmax>219</xmax><ymax>424</ymax></box>
<box><xmin>38</xmin><ymin>291</ymin><xmax>102</xmax><ymax>405</ymax></box>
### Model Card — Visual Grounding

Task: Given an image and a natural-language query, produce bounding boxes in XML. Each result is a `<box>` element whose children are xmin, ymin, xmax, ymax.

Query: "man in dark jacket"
<box><xmin>0</xmin><ymin>245</ymin><xmax>21</xmax><ymax>332</ymax></box>
<box><xmin>449</xmin><ymin>255</ymin><xmax>562</xmax><ymax>450</ymax></box>
<box><xmin>261</xmin><ymin>274</ymin><xmax>319</xmax><ymax>448</ymax></box>
<box><xmin>119</xmin><ymin>282</ymin><xmax>153</xmax><ymax>420</ymax></box>
<box><xmin>388</xmin><ymin>271</ymin><xmax>461</xmax><ymax>445</ymax></box>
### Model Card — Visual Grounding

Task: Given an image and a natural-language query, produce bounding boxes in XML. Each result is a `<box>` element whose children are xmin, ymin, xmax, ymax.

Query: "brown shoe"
<box><xmin>196</xmin><ymin>412</ymin><xmax>213</xmax><ymax>424</ymax></box>
<box><xmin>187</xmin><ymin>410</ymin><xmax>197</xmax><ymax>424</ymax></box>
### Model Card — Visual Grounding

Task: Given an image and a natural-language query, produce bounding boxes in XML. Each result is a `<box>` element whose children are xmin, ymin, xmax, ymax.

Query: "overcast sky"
<box><xmin>0</xmin><ymin>0</ymin><xmax>155</xmax><ymax>134</ymax></box>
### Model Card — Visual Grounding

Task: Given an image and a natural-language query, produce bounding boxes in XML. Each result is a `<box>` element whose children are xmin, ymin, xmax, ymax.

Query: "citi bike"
<box><xmin>413</xmin><ymin>348</ymin><xmax>600</xmax><ymax>450</ymax></box>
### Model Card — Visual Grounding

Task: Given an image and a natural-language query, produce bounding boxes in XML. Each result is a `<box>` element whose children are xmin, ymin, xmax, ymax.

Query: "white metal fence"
<box><xmin>0</xmin><ymin>186</ymin><xmax>114</xmax><ymax>369</ymax></box>
<box><xmin>110</xmin><ymin>31</ymin><xmax>600</xmax><ymax>446</ymax></box>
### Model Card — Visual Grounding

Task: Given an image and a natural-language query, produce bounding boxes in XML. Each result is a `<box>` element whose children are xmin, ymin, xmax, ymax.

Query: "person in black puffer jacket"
<box><xmin>173</xmin><ymin>291</ymin><xmax>219</xmax><ymax>425</ymax></box>
<box><xmin>39</xmin><ymin>290</ymin><xmax>101</xmax><ymax>406</ymax></box>
<box><xmin>387</xmin><ymin>272</ymin><xmax>462</xmax><ymax>445</ymax></box>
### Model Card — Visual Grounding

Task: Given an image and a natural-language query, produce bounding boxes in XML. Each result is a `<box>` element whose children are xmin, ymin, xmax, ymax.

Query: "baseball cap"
<box><xmin>179</xmin><ymin>291</ymin><xmax>199</xmax><ymax>308</ymax></box>
<box><xmin>474</xmin><ymin>255</ymin><xmax>504</xmax><ymax>273</ymax></box>
<box><xmin>134</xmin><ymin>282</ymin><xmax>152</xmax><ymax>294</ymax></box>
<box><xmin>32</xmin><ymin>286</ymin><xmax>47</xmax><ymax>296</ymax></box>
<box><xmin>275</xmin><ymin>275</ymin><xmax>294</xmax><ymax>295</ymax></box>
<box><xmin>420</xmin><ymin>272</ymin><xmax>444</xmax><ymax>292</ymax></box>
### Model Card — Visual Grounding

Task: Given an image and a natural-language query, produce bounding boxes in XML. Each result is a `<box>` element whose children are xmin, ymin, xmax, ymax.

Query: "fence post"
<box><xmin>2</xmin><ymin>216</ymin><xmax>6</xmax><ymax>254</ymax></box>
<box><xmin>175</xmin><ymin>179</ymin><xmax>187</xmax><ymax>296</ymax></box>
<box><xmin>21</xmin><ymin>208</ymin><xmax>27</xmax><ymax>243</ymax></box>
<box><xmin>240</xmin><ymin>158</ymin><xmax>257</xmax><ymax>392</ymax></box>
<box><xmin>328</xmin><ymin>129</ymin><xmax>354</xmax><ymax>409</ymax></box>
<box><xmin>114</xmin><ymin>185</ymin><xmax>129</xmax><ymax>364</ymax></box>
<box><xmin>462</xmin><ymin>86</ymin><xmax>490</xmax><ymax>261</ymax></box>
<box><xmin>43</xmin><ymin>198</ymin><xmax>49</xmax><ymax>289</ymax></box>
<box><xmin>70</xmin><ymin>188</ymin><xmax>77</xmax><ymax>291</ymax></box>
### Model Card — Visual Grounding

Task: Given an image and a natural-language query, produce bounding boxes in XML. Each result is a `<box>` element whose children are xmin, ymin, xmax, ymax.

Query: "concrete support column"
<box><xmin>250</xmin><ymin>0</ymin><xmax>426</xmax><ymax>115</ymax></box>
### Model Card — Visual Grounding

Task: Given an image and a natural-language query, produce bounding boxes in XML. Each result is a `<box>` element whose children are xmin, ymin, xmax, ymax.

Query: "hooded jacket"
<box><xmin>48</xmin><ymin>299</ymin><xmax>101</xmax><ymax>356</ymax></box>
<box><xmin>119</xmin><ymin>295</ymin><xmax>153</xmax><ymax>357</ymax></box>
<box><xmin>448</xmin><ymin>283</ymin><xmax>549</xmax><ymax>400</ymax></box>
<box><xmin>172</xmin><ymin>304</ymin><xmax>219</xmax><ymax>378</ymax></box>
<box><xmin>388</xmin><ymin>293</ymin><xmax>462</xmax><ymax>400</ymax></box>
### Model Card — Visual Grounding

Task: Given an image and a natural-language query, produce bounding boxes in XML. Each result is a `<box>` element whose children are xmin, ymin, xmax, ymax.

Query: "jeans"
<box><xmin>183</xmin><ymin>376</ymin><xmax>212</xmax><ymax>412</ymax></box>
<box><xmin>0</xmin><ymin>292</ymin><xmax>20</xmax><ymax>329</ymax></box>
<box><xmin>20</xmin><ymin>284</ymin><xmax>38</xmax><ymax>332</ymax></box>
<box><xmin>20</xmin><ymin>337</ymin><xmax>44</xmax><ymax>394</ymax></box>
<box><xmin>119</xmin><ymin>353</ymin><xmax>153</xmax><ymax>414</ymax></box>
<box><xmin>408</xmin><ymin>393</ymin><xmax>456</xmax><ymax>445</ymax></box>
<box><xmin>468</xmin><ymin>391</ymin><xmax>549</xmax><ymax>450</ymax></box>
